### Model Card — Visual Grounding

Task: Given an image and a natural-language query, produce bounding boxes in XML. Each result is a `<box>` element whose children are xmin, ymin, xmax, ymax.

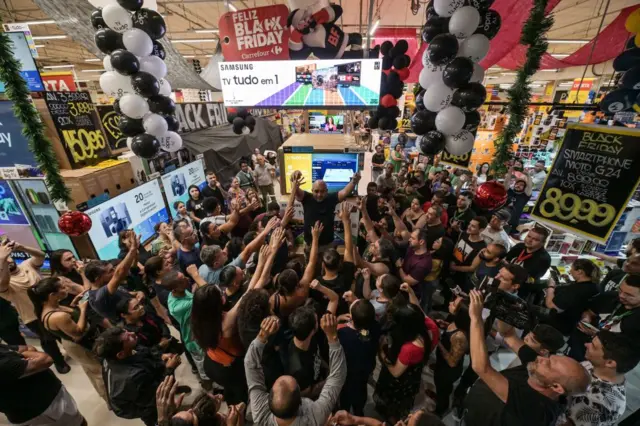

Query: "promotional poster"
<box><xmin>531</xmin><ymin>124</ymin><xmax>640</xmax><ymax>243</ymax></box>
<box><xmin>0</xmin><ymin>101</ymin><xmax>38</xmax><ymax>168</ymax></box>
<box><xmin>283</xmin><ymin>152</ymin><xmax>358</xmax><ymax>193</ymax></box>
<box><xmin>40</xmin><ymin>71</ymin><xmax>77</xmax><ymax>92</ymax></box>
<box><xmin>0</xmin><ymin>180</ymin><xmax>29</xmax><ymax>225</ymax></box>
<box><xmin>44</xmin><ymin>91</ymin><xmax>110</xmax><ymax>168</ymax></box>
<box><xmin>161</xmin><ymin>159</ymin><xmax>206</xmax><ymax>218</ymax></box>
<box><xmin>85</xmin><ymin>179</ymin><xmax>169</xmax><ymax>260</ymax></box>
<box><xmin>218</xmin><ymin>4</ymin><xmax>290</xmax><ymax>61</ymax></box>
<box><xmin>219</xmin><ymin>59</ymin><xmax>382</xmax><ymax>108</ymax></box>
<box><xmin>96</xmin><ymin>106</ymin><xmax>124</xmax><ymax>152</ymax></box>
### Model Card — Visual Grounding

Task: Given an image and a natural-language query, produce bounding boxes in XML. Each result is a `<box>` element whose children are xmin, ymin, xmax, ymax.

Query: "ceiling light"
<box><xmin>227</xmin><ymin>2</ymin><xmax>237</xmax><ymax>12</ymax></box>
<box><xmin>369</xmin><ymin>19</ymin><xmax>380</xmax><ymax>36</ymax></box>
<box><xmin>42</xmin><ymin>64</ymin><xmax>74</xmax><ymax>69</ymax></box>
<box><xmin>551</xmin><ymin>54</ymin><xmax>570</xmax><ymax>58</ymax></box>
<box><xmin>499</xmin><ymin>84</ymin><xmax>512</xmax><ymax>89</ymax></box>
<box><xmin>183</xmin><ymin>55</ymin><xmax>196</xmax><ymax>58</ymax></box>
<box><xmin>34</xmin><ymin>44</ymin><xmax>45</xmax><ymax>48</ymax></box>
<box><xmin>10</xmin><ymin>20</ymin><xmax>55</xmax><ymax>25</ymax></box>
<box><xmin>195</xmin><ymin>29</ymin><xmax>219</xmax><ymax>33</ymax></box>
<box><xmin>488</xmin><ymin>67</ymin><xmax>502</xmax><ymax>71</ymax></box>
<box><xmin>171</xmin><ymin>39</ymin><xmax>217</xmax><ymax>43</ymax></box>
<box><xmin>501</xmin><ymin>72</ymin><xmax>517</xmax><ymax>76</ymax></box>
<box><xmin>539</xmin><ymin>69</ymin><xmax>559</xmax><ymax>72</ymax></box>
<box><xmin>32</xmin><ymin>35</ymin><xmax>67</xmax><ymax>40</ymax></box>
<box><xmin>84</xmin><ymin>58</ymin><xmax>101</xmax><ymax>62</ymax></box>
<box><xmin>547</xmin><ymin>39</ymin><xmax>589</xmax><ymax>44</ymax></box>
<box><xmin>81</xmin><ymin>69</ymin><xmax>106</xmax><ymax>73</ymax></box>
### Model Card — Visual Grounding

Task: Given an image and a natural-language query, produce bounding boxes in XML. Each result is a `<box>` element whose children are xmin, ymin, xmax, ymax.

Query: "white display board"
<box><xmin>161</xmin><ymin>159</ymin><xmax>207</xmax><ymax>219</ymax></box>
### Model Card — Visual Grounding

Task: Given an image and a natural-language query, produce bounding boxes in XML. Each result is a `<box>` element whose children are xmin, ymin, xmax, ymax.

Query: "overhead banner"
<box><xmin>218</xmin><ymin>4</ymin><xmax>290</xmax><ymax>61</ymax></box>
<box><xmin>161</xmin><ymin>159</ymin><xmax>206</xmax><ymax>218</ymax></box>
<box><xmin>44</xmin><ymin>91</ymin><xmax>110</xmax><ymax>168</ymax></box>
<box><xmin>0</xmin><ymin>101</ymin><xmax>38</xmax><ymax>168</ymax></box>
<box><xmin>0</xmin><ymin>180</ymin><xmax>29</xmax><ymax>225</ymax></box>
<box><xmin>96</xmin><ymin>105</ymin><xmax>125</xmax><ymax>152</ymax></box>
<box><xmin>440</xmin><ymin>148</ymin><xmax>472</xmax><ymax>169</ymax></box>
<box><xmin>0</xmin><ymin>32</ymin><xmax>43</xmax><ymax>92</ymax></box>
<box><xmin>40</xmin><ymin>71</ymin><xmax>77</xmax><ymax>92</ymax></box>
<box><xmin>531</xmin><ymin>124</ymin><xmax>640</xmax><ymax>243</ymax></box>
<box><xmin>174</xmin><ymin>102</ymin><xmax>229</xmax><ymax>132</ymax></box>
<box><xmin>219</xmin><ymin>59</ymin><xmax>382</xmax><ymax>108</ymax></box>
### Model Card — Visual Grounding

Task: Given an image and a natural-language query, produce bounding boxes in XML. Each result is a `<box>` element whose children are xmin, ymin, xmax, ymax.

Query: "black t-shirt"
<box><xmin>426</xmin><ymin>222</ymin><xmax>446</xmax><ymax>242</ymax></box>
<box><xmin>287</xmin><ymin>335</ymin><xmax>327</xmax><ymax>391</ymax></box>
<box><xmin>550</xmin><ymin>281</ymin><xmax>598</xmax><ymax>335</ymax></box>
<box><xmin>453</xmin><ymin>233</ymin><xmax>486</xmax><ymax>267</ymax></box>
<box><xmin>505</xmin><ymin>243</ymin><xmax>551</xmax><ymax>282</ymax></box>
<box><xmin>338</xmin><ymin>323</ymin><xmax>380</xmax><ymax>382</ymax></box>
<box><xmin>187</xmin><ymin>198</ymin><xmax>206</xmax><ymax>219</ymax></box>
<box><xmin>0</xmin><ymin>344</ymin><xmax>62</xmax><ymax>423</ymax></box>
<box><xmin>506</xmin><ymin>190</ymin><xmax>532</xmax><ymax>229</ymax></box>
<box><xmin>589</xmin><ymin>292</ymin><xmax>640</xmax><ymax>335</ymax></box>
<box><xmin>599</xmin><ymin>268</ymin><xmax>626</xmax><ymax>293</ymax></box>
<box><xmin>464</xmin><ymin>345</ymin><xmax>562</xmax><ymax>426</ymax></box>
<box><xmin>301</xmin><ymin>191</ymin><xmax>340</xmax><ymax>245</ymax></box>
<box><xmin>372</xmin><ymin>153</ymin><xmax>386</xmax><ymax>170</ymax></box>
<box><xmin>447</xmin><ymin>206</ymin><xmax>476</xmax><ymax>240</ymax></box>
<box><xmin>222</xmin><ymin>286</ymin><xmax>246</xmax><ymax>312</ymax></box>
<box><xmin>315</xmin><ymin>261</ymin><xmax>356</xmax><ymax>314</ymax></box>
<box><xmin>201</xmin><ymin>185</ymin><xmax>226</xmax><ymax>210</ymax></box>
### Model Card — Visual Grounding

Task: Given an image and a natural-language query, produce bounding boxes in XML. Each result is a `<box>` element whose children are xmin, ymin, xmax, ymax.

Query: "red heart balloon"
<box><xmin>474</xmin><ymin>181</ymin><xmax>508</xmax><ymax>210</ymax></box>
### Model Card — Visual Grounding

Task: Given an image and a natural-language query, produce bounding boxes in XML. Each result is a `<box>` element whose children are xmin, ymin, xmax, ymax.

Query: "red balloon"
<box><xmin>382</xmin><ymin>69</ymin><xmax>390</xmax><ymax>76</ymax></box>
<box><xmin>474</xmin><ymin>181</ymin><xmax>508</xmax><ymax>210</ymax></box>
<box><xmin>395</xmin><ymin>67</ymin><xmax>410</xmax><ymax>81</ymax></box>
<box><xmin>380</xmin><ymin>94</ymin><xmax>397</xmax><ymax>108</ymax></box>
<box><xmin>58</xmin><ymin>211</ymin><xmax>93</xmax><ymax>237</ymax></box>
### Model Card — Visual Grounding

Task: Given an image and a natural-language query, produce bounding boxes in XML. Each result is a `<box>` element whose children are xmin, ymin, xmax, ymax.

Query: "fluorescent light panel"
<box><xmin>10</xmin><ymin>20</ymin><xmax>55</xmax><ymax>25</ymax></box>
<box><xmin>42</xmin><ymin>64</ymin><xmax>74</xmax><ymax>69</ymax></box>
<box><xmin>171</xmin><ymin>39</ymin><xmax>217</xmax><ymax>43</ymax></box>
<box><xmin>369</xmin><ymin>19</ymin><xmax>380</xmax><ymax>36</ymax></box>
<box><xmin>551</xmin><ymin>54</ymin><xmax>570</xmax><ymax>58</ymax></box>
<box><xmin>501</xmin><ymin>72</ymin><xmax>517</xmax><ymax>75</ymax></box>
<box><xmin>194</xmin><ymin>29</ymin><xmax>219</xmax><ymax>33</ymax></box>
<box><xmin>32</xmin><ymin>35</ymin><xmax>67</xmax><ymax>40</ymax></box>
<box><xmin>81</xmin><ymin>69</ymin><xmax>106</xmax><ymax>73</ymax></box>
<box><xmin>227</xmin><ymin>2</ymin><xmax>238</xmax><ymax>11</ymax></box>
<box><xmin>84</xmin><ymin>58</ymin><xmax>101</xmax><ymax>62</ymax></box>
<box><xmin>34</xmin><ymin>44</ymin><xmax>45</xmax><ymax>48</ymax></box>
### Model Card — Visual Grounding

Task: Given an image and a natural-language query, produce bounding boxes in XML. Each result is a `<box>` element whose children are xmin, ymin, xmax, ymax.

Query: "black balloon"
<box><xmin>150</xmin><ymin>41</ymin><xmax>166</xmax><ymax>60</ymax></box>
<box><xmin>227</xmin><ymin>112</ymin><xmax>238</xmax><ymax>124</ymax></box>
<box><xmin>368</xmin><ymin>116</ymin><xmax>379</xmax><ymax>129</ymax></box>
<box><xmin>131</xmin><ymin>71</ymin><xmax>160</xmax><ymax>97</ymax></box>
<box><xmin>419</xmin><ymin>131</ymin><xmax>445</xmax><ymax>155</ymax></box>
<box><xmin>463</xmin><ymin>110</ymin><xmax>481</xmax><ymax>133</ymax></box>
<box><xmin>90</xmin><ymin>9</ymin><xmax>106</xmax><ymax>30</ymax></box>
<box><xmin>415</xmin><ymin>90</ymin><xmax>426</xmax><ymax>111</ymax></box>
<box><xmin>465</xmin><ymin>0</ymin><xmax>495</xmax><ymax>12</ymax></box>
<box><xmin>110</xmin><ymin>49</ymin><xmax>140</xmax><ymax>76</ymax></box>
<box><xmin>388</xmin><ymin>118</ymin><xmax>398</xmax><ymax>130</ymax></box>
<box><xmin>233</xmin><ymin>117</ymin><xmax>245</xmax><ymax>128</ymax></box>
<box><xmin>148</xmin><ymin>95</ymin><xmax>176</xmax><ymax>114</ymax></box>
<box><xmin>382</xmin><ymin>56</ymin><xmax>393</xmax><ymax>70</ymax></box>
<box><xmin>380</xmin><ymin>41</ymin><xmax>394</xmax><ymax>56</ymax></box>
<box><xmin>600</xmin><ymin>89</ymin><xmax>637</xmax><ymax>113</ymax></box>
<box><xmin>411</xmin><ymin>110</ymin><xmax>436</xmax><ymax>135</ymax></box>
<box><xmin>133</xmin><ymin>8</ymin><xmax>166</xmax><ymax>40</ymax></box>
<box><xmin>378</xmin><ymin>116</ymin><xmax>391</xmax><ymax>131</ymax></box>
<box><xmin>131</xmin><ymin>133</ymin><xmax>160</xmax><ymax>158</ymax></box>
<box><xmin>94</xmin><ymin>28</ymin><xmax>123</xmax><ymax>55</ymax></box>
<box><xmin>165</xmin><ymin>115</ymin><xmax>179</xmax><ymax>132</ymax></box>
<box><xmin>387</xmin><ymin>106</ymin><xmax>401</xmax><ymax>118</ymax></box>
<box><xmin>476</xmin><ymin>10</ymin><xmax>501</xmax><ymax>40</ymax></box>
<box><xmin>422</xmin><ymin>16</ymin><xmax>450</xmax><ymax>43</ymax></box>
<box><xmin>613</xmin><ymin>48</ymin><xmax>640</xmax><ymax>72</ymax></box>
<box><xmin>427</xmin><ymin>34</ymin><xmax>459</xmax><ymax>66</ymax></box>
<box><xmin>620</xmin><ymin>66</ymin><xmax>640</xmax><ymax>90</ymax></box>
<box><xmin>451</xmin><ymin>83</ymin><xmax>487</xmax><ymax>112</ymax></box>
<box><xmin>237</xmin><ymin>108</ymin><xmax>249</xmax><ymax>119</ymax></box>
<box><xmin>117</xmin><ymin>0</ymin><xmax>144</xmax><ymax>11</ymax></box>
<box><xmin>425</xmin><ymin>0</ymin><xmax>437</xmax><ymax>20</ymax></box>
<box><xmin>443</xmin><ymin>57</ymin><xmax>474</xmax><ymax>88</ymax></box>
<box><xmin>245</xmin><ymin>115</ymin><xmax>256</xmax><ymax>128</ymax></box>
<box><xmin>393</xmin><ymin>54</ymin><xmax>411</xmax><ymax>70</ymax></box>
<box><xmin>395</xmin><ymin>40</ymin><xmax>409</xmax><ymax>55</ymax></box>
<box><xmin>113</xmin><ymin>98</ymin><xmax>122</xmax><ymax>115</ymax></box>
<box><xmin>118</xmin><ymin>115</ymin><xmax>144</xmax><ymax>136</ymax></box>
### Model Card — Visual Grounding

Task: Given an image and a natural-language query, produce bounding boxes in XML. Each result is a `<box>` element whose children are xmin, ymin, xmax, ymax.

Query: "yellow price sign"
<box><xmin>537</xmin><ymin>188</ymin><xmax>617</xmax><ymax>227</ymax></box>
<box><xmin>62</xmin><ymin>129</ymin><xmax>107</xmax><ymax>163</ymax></box>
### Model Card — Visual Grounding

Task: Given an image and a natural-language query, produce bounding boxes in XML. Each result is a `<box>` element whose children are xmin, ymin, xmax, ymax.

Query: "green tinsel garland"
<box><xmin>0</xmin><ymin>28</ymin><xmax>70</xmax><ymax>203</ymax></box>
<box><xmin>490</xmin><ymin>0</ymin><xmax>554</xmax><ymax>176</ymax></box>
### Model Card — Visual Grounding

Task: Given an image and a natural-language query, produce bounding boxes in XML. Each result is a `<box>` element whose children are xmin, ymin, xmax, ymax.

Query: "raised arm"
<box><xmin>248</xmin><ymin>245</ymin><xmax>271</xmax><ymax>290</ymax></box>
<box><xmin>253</xmin><ymin>228</ymin><xmax>286</xmax><ymax>290</ymax></box>
<box><xmin>361</xmin><ymin>268</ymin><xmax>373</xmax><ymax>300</ymax></box>
<box><xmin>451</xmin><ymin>253</ymin><xmax>482</xmax><ymax>273</ymax></box>
<box><xmin>0</xmin><ymin>241</ymin><xmax>14</xmax><ymax>292</ymax></box>
<box><xmin>300</xmin><ymin>221</ymin><xmax>323</xmax><ymax>290</ymax></box>
<box><xmin>186</xmin><ymin>264</ymin><xmax>208</xmax><ymax>288</ymax></box>
<box><xmin>14</xmin><ymin>243</ymin><xmax>45</xmax><ymax>269</ymax></box>
<box><xmin>338</xmin><ymin>172</ymin><xmax>361</xmax><ymax>202</ymax></box>
<box><xmin>338</xmin><ymin>203</ymin><xmax>354</xmax><ymax>263</ymax></box>
<box><xmin>310</xmin><ymin>280</ymin><xmax>339</xmax><ymax>315</ymax></box>
<box><xmin>107</xmin><ymin>233</ymin><xmax>139</xmax><ymax>295</ymax></box>
<box><xmin>291</xmin><ymin>171</ymin><xmax>306</xmax><ymax>202</ymax></box>
<box><xmin>495</xmin><ymin>319</ymin><xmax>526</xmax><ymax>355</ymax></box>
<box><xmin>388</xmin><ymin>199</ymin><xmax>411</xmax><ymax>242</ymax></box>
<box><xmin>352</xmin><ymin>243</ymin><xmax>390</xmax><ymax>277</ymax></box>
<box><xmin>503</xmin><ymin>167</ymin><xmax>513</xmax><ymax>191</ymax></box>
<box><xmin>239</xmin><ymin>216</ymin><xmax>280</xmax><ymax>264</ymax></box>
<box><xmin>469</xmin><ymin>290</ymin><xmax>508</xmax><ymax>402</ymax></box>
<box><xmin>54</xmin><ymin>300</ymin><xmax>89</xmax><ymax>341</ymax></box>
<box><xmin>312</xmin><ymin>314</ymin><xmax>346</xmax><ymax>424</ymax></box>
<box><xmin>357</xmin><ymin>196</ymin><xmax>379</xmax><ymax>243</ymax></box>
<box><xmin>239</xmin><ymin>199</ymin><xmax>261</xmax><ymax>217</ymax></box>
<box><xmin>218</xmin><ymin>205</ymin><xmax>241</xmax><ymax>234</ymax></box>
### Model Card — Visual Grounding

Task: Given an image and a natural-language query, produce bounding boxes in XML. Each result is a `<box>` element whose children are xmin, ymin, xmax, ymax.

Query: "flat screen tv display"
<box><xmin>219</xmin><ymin>59</ymin><xmax>381</xmax><ymax>108</ymax></box>
<box><xmin>309</xmin><ymin>113</ymin><xmax>344</xmax><ymax>134</ymax></box>
<box><xmin>283</xmin><ymin>152</ymin><xmax>358</xmax><ymax>193</ymax></box>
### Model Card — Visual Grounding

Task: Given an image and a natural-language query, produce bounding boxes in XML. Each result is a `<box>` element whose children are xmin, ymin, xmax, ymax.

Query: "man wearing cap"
<box><xmin>481</xmin><ymin>210</ymin><xmax>512</xmax><ymax>250</ymax></box>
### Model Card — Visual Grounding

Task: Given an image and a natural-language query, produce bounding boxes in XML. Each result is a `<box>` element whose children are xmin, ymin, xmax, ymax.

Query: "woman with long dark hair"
<box><xmin>49</xmin><ymin>249</ymin><xmax>86</xmax><ymax>306</ymax></box>
<box><xmin>187</xmin><ymin>185</ymin><xmax>206</xmax><ymax>224</ymax></box>
<box><xmin>28</xmin><ymin>277</ymin><xmax>107</xmax><ymax>402</ymax></box>
<box><xmin>374</xmin><ymin>296</ymin><xmax>436</xmax><ymax>424</ymax></box>
<box><xmin>432</xmin><ymin>296</ymin><xmax>470</xmax><ymax>416</ymax></box>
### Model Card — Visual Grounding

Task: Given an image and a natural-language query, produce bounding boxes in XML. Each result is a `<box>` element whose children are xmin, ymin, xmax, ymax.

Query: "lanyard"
<box><xmin>516</xmin><ymin>249</ymin><xmax>533</xmax><ymax>264</ymax></box>
<box><xmin>600</xmin><ymin>305</ymin><xmax>633</xmax><ymax>329</ymax></box>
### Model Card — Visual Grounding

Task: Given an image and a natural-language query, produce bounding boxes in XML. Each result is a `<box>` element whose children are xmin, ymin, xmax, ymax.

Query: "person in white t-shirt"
<box><xmin>529</xmin><ymin>160</ymin><xmax>547</xmax><ymax>191</ymax></box>
<box><xmin>481</xmin><ymin>209</ymin><xmax>512</xmax><ymax>250</ymax></box>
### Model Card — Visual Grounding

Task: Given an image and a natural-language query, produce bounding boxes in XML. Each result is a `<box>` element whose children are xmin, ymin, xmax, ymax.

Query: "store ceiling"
<box><xmin>2</xmin><ymin>0</ymin><xmax>638</xmax><ymax>83</ymax></box>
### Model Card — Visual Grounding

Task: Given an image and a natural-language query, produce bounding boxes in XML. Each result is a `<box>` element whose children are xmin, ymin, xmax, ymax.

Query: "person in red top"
<box><xmin>422</xmin><ymin>189</ymin><xmax>449</xmax><ymax>228</ymax></box>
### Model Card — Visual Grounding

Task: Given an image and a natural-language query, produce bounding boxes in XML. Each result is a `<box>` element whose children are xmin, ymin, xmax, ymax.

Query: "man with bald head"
<box><xmin>244</xmin><ymin>314</ymin><xmax>346</xmax><ymax>425</ymax></box>
<box><xmin>463</xmin><ymin>290</ymin><xmax>590</xmax><ymax>426</ymax></box>
<box><xmin>291</xmin><ymin>169</ymin><xmax>360</xmax><ymax>253</ymax></box>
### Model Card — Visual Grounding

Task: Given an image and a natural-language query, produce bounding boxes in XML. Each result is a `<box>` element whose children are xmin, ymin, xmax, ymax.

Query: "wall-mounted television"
<box><xmin>309</xmin><ymin>112</ymin><xmax>344</xmax><ymax>134</ymax></box>
<box><xmin>219</xmin><ymin>59</ymin><xmax>381</xmax><ymax>109</ymax></box>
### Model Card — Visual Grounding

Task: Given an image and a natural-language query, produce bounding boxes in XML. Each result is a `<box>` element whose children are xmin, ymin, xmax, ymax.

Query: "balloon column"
<box><xmin>412</xmin><ymin>0</ymin><xmax>500</xmax><ymax>158</ymax></box>
<box><xmin>600</xmin><ymin>11</ymin><xmax>640</xmax><ymax>114</ymax></box>
<box><xmin>368</xmin><ymin>40</ymin><xmax>412</xmax><ymax>131</ymax></box>
<box><xmin>92</xmin><ymin>0</ymin><xmax>182</xmax><ymax>159</ymax></box>
<box><xmin>226</xmin><ymin>108</ymin><xmax>257</xmax><ymax>135</ymax></box>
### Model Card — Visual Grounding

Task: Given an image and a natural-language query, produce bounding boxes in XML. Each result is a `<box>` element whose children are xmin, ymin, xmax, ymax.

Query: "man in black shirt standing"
<box><xmin>424</xmin><ymin>205</ymin><xmax>446</xmax><ymax>242</ymax></box>
<box><xmin>504</xmin><ymin>226</ymin><xmax>551</xmax><ymax>302</ymax></box>
<box><xmin>463</xmin><ymin>290</ymin><xmax>590</xmax><ymax>426</ymax></box>
<box><xmin>451</xmin><ymin>216</ymin><xmax>487</xmax><ymax>292</ymax></box>
<box><xmin>0</xmin><ymin>344</ymin><xmax>85</xmax><ymax>425</ymax></box>
<box><xmin>201</xmin><ymin>171</ymin><xmax>229</xmax><ymax>213</ymax></box>
<box><xmin>447</xmin><ymin>191</ymin><xmax>476</xmax><ymax>241</ymax></box>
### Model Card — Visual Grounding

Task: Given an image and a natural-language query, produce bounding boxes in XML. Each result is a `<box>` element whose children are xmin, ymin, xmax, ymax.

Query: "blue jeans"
<box><xmin>421</xmin><ymin>279</ymin><xmax>438</xmax><ymax>314</ymax></box>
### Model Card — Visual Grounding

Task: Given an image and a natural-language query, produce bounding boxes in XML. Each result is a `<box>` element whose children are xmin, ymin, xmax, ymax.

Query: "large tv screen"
<box><xmin>283</xmin><ymin>152</ymin><xmax>358</xmax><ymax>193</ymax></box>
<box><xmin>85</xmin><ymin>179</ymin><xmax>169</xmax><ymax>260</ymax></box>
<box><xmin>0</xmin><ymin>32</ymin><xmax>44</xmax><ymax>93</ymax></box>
<box><xmin>161</xmin><ymin>159</ymin><xmax>206</xmax><ymax>219</ymax></box>
<box><xmin>219</xmin><ymin>59</ymin><xmax>381</xmax><ymax>108</ymax></box>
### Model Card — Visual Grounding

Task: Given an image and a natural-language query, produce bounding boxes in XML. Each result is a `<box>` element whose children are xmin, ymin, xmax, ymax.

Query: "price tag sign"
<box><xmin>44</xmin><ymin>91</ymin><xmax>110</xmax><ymax>168</ymax></box>
<box><xmin>531</xmin><ymin>124</ymin><xmax>640</xmax><ymax>244</ymax></box>
<box><xmin>440</xmin><ymin>148</ymin><xmax>471</xmax><ymax>169</ymax></box>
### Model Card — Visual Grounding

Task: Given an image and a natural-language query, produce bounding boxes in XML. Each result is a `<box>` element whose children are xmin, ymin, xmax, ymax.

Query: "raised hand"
<box><xmin>338</xmin><ymin>202</ymin><xmax>351</xmax><ymax>223</ymax></box>
<box><xmin>0</xmin><ymin>240</ymin><xmax>14</xmax><ymax>260</ymax></box>
<box><xmin>185</xmin><ymin>263</ymin><xmax>199</xmax><ymax>279</ymax></box>
<box><xmin>320</xmin><ymin>313</ymin><xmax>338</xmax><ymax>343</ymax></box>
<box><xmin>270</xmin><ymin>227</ymin><xmax>286</xmax><ymax>249</ymax></box>
<box><xmin>155</xmin><ymin>376</ymin><xmax>184</xmax><ymax>422</ymax></box>
<box><xmin>265</xmin><ymin>216</ymin><xmax>280</xmax><ymax>232</ymax></box>
<box><xmin>258</xmin><ymin>316</ymin><xmax>280</xmax><ymax>343</ymax></box>
<box><xmin>468</xmin><ymin>289</ymin><xmax>484</xmax><ymax>320</ymax></box>
<box><xmin>311</xmin><ymin>221</ymin><xmax>324</xmax><ymax>240</ymax></box>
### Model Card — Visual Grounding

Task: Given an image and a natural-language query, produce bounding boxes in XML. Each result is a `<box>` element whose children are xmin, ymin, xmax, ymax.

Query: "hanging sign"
<box><xmin>174</xmin><ymin>102</ymin><xmax>229</xmax><ymax>132</ymax></box>
<box><xmin>531</xmin><ymin>124</ymin><xmax>640</xmax><ymax>244</ymax></box>
<box><xmin>0</xmin><ymin>101</ymin><xmax>38</xmax><ymax>167</ymax></box>
<box><xmin>44</xmin><ymin>91</ymin><xmax>110</xmax><ymax>168</ymax></box>
<box><xmin>40</xmin><ymin>72</ymin><xmax>77</xmax><ymax>92</ymax></box>
<box><xmin>440</xmin><ymin>148</ymin><xmax>472</xmax><ymax>169</ymax></box>
<box><xmin>218</xmin><ymin>4</ymin><xmax>290</xmax><ymax>61</ymax></box>
<box><xmin>96</xmin><ymin>105</ymin><xmax>125</xmax><ymax>151</ymax></box>
<box><xmin>2</xmin><ymin>23</ymin><xmax>38</xmax><ymax>58</ymax></box>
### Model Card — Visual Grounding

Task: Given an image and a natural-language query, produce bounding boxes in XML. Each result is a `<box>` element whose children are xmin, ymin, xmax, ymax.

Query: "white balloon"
<box><xmin>422</xmin><ymin>48</ymin><xmax>431</xmax><ymax>67</ymax></box>
<box><xmin>122</xmin><ymin>28</ymin><xmax>153</xmax><ymax>57</ymax></box>
<box><xmin>419</xmin><ymin>67</ymin><xmax>443</xmax><ymax>91</ymax></box>
<box><xmin>424</xmin><ymin>84</ymin><xmax>455</xmax><ymax>112</ymax></box>
<box><xmin>445</xmin><ymin>130</ymin><xmax>475</xmax><ymax>156</ymax></box>
<box><xmin>159</xmin><ymin>131</ymin><xmax>183</xmax><ymax>153</ymax></box>
<box><xmin>458</xmin><ymin>34</ymin><xmax>490</xmax><ymax>62</ymax></box>
<box><xmin>103</xmin><ymin>55</ymin><xmax>113</xmax><ymax>71</ymax></box>
<box><xmin>126</xmin><ymin>137</ymin><xmax>133</xmax><ymax>150</ymax></box>
<box><xmin>99</xmin><ymin>71</ymin><xmax>134</xmax><ymax>98</ymax></box>
<box><xmin>119</xmin><ymin>93</ymin><xmax>149</xmax><ymax>119</ymax></box>
<box><xmin>102</xmin><ymin>4</ymin><xmax>133</xmax><ymax>33</ymax></box>
<box><xmin>434</xmin><ymin>0</ymin><xmax>465</xmax><ymax>17</ymax></box>
<box><xmin>143</xmin><ymin>113</ymin><xmax>169</xmax><ymax>138</ymax></box>
<box><xmin>436</xmin><ymin>106</ymin><xmax>466</xmax><ymax>136</ymax></box>
<box><xmin>158</xmin><ymin>78</ymin><xmax>172</xmax><ymax>96</ymax></box>
<box><xmin>449</xmin><ymin>6</ymin><xmax>481</xmax><ymax>39</ymax></box>
<box><xmin>470</xmin><ymin>63</ymin><xmax>485</xmax><ymax>83</ymax></box>
<box><xmin>139</xmin><ymin>56</ymin><xmax>167</xmax><ymax>80</ymax></box>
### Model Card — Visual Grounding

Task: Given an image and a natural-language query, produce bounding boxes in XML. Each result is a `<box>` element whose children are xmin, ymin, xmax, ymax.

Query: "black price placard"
<box><xmin>96</xmin><ymin>105</ymin><xmax>125</xmax><ymax>152</ymax></box>
<box><xmin>44</xmin><ymin>91</ymin><xmax>110</xmax><ymax>168</ymax></box>
<box><xmin>531</xmin><ymin>124</ymin><xmax>640</xmax><ymax>243</ymax></box>
<box><xmin>440</xmin><ymin>148</ymin><xmax>471</xmax><ymax>169</ymax></box>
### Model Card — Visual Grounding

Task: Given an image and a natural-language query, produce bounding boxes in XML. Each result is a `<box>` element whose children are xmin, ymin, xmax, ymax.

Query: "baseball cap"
<box><xmin>494</xmin><ymin>209</ymin><xmax>511</xmax><ymax>222</ymax></box>
<box><xmin>532</xmin><ymin>324</ymin><xmax>565</xmax><ymax>353</ymax></box>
